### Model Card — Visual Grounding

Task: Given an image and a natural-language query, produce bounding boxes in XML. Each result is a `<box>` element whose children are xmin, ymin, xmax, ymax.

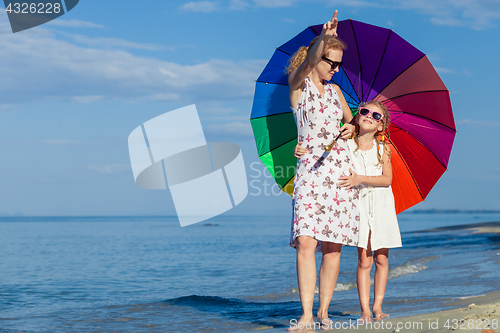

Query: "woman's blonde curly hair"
<box><xmin>286</xmin><ymin>36</ymin><xmax>347</xmax><ymax>74</ymax></box>
<box><xmin>354</xmin><ymin>101</ymin><xmax>392</xmax><ymax>166</ymax></box>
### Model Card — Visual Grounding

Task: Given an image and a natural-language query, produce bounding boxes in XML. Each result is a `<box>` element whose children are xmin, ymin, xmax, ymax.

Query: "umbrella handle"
<box><xmin>324</xmin><ymin>116</ymin><xmax>357</xmax><ymax>152</ymax></box>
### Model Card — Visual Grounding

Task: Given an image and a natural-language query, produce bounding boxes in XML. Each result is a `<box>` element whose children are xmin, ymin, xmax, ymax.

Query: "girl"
<box><xmin>338</xmin><ymin>101</ymin><xmax>402</xmax><ymax>322</ymax></box>
<box><xmin>294</xmin><ymin>101</ymin><xmax>402</xmax><ymax>323</ymax></box>
<box><xmin>287</xmin><ymin>10</ymin><xmax>360</xmax><ymax>330</ymax></box>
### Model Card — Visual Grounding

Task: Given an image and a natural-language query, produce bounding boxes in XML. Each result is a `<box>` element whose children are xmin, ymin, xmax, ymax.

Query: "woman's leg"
<box><xmin>357</xmin><ymin>235</ymin><xmax>373</xmax><ymax>323</ymax></box>
<box><xmin>288</xmin><ymin>235</ymin><xmax>318</xmax><ymax>331</ymax></box>
<box><xmin>316</xmin><ymin>241</ymin><xmax>342</xmax><ymax>326</ymax></box>
<box><xmin>373</xmin><ymin>248</ymin><xmax>390</xmax><ymax>320</ymax></box>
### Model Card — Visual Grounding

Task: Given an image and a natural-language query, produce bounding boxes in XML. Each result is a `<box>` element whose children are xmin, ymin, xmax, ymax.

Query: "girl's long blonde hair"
<box><xmin>286</xmin><ymin>36</ymin><xmax>347</xmax><ymax>74</ymax></box>
<box><xmin>354</xmin><ymin>101</ymin><xmax>391</xmax><ymax>165</ymax></box>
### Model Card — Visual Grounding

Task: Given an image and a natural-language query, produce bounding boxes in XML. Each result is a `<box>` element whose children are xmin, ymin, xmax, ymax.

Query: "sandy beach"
<box><xmin>321</xmin><ymin>221</ymin><xmax>500</xmax><ymax>333</ymax></box>
<box><xmin>319</xmin><ymin>290</ymin><xmax>500</xmax><ymax>332</ymax></box>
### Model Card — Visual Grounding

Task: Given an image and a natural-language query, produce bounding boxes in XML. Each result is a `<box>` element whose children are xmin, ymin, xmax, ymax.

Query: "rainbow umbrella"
<box><xmin>250</xmin><ymin>19</ymin><xmax>455</xmax><ymax>213</ymax></box>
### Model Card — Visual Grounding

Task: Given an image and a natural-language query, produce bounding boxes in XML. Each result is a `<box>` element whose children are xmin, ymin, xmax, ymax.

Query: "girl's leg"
<box><xmin>357</xmin><ymin>235</ymin><xmax>373</xmax><ymax>323</ymax></box>
<box><xmin>373</xmin><ymin>248</ymin><xmax>390</xmax><ymax>320</ymax></box>
<box><xmin>288</xmin><ymin>235</ymin><xmax>318</xmax><ymax>331</ymax></box>
<box><xmin>316</xmin><ymin>241</ymin><xmax>342</xmax><ymax>327</ymax></box>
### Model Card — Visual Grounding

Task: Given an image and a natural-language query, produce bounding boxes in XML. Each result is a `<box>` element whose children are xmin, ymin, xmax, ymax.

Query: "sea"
<box><xmin>0</xmin><ymin>212</ymin><xmax>499</xmax><ymax>332</ymax></box>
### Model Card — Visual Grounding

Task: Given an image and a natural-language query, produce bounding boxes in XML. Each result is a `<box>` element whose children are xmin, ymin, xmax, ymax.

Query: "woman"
<box><xmin>287</xmin><ymin>11</ymin><xmax>360</xmax><ymax>330</ymax></box>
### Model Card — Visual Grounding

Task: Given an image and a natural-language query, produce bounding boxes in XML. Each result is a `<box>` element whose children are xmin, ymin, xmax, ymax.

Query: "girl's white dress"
<box><xmin>346</xmin><ymin>139</ymin><xmax>402</xmax><ymax>251</ymax></box>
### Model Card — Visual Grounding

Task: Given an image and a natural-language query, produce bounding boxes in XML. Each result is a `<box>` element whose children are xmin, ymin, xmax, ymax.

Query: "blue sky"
<box><xmin>0</xmin><ymin>0</ymin><xmax>499</xmax><ymax>217</ymax></box>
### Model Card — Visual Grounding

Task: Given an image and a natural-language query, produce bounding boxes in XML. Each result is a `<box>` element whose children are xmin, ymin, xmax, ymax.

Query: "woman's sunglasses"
<box><xmin>321</xmin><ymin>56</ymin><xmax>343</xmax><ymax>71</ymax></box>
<box><xmin>359</xmin><ymin>108</ymin><xmax>384</xmax><ymax>121</ymax></box>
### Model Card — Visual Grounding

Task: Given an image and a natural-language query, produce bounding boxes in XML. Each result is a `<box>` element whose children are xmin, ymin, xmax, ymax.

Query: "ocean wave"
<box><xmin>388</xmin><ymin>263</ymin><xmax>427</xmax><ymax>279</ymax></box>
<box><xmin>291</xmin><ymin>281</ymin><xmax>358</xmax><ymax>293</ymax></box>
<box><xmin>162</xmin><ymin>294</ymin><xmax>302</xmax><ymax>320</ymax></box>
<box><xmin>388</xmin><ymin>255</ymin><xmax>439</xmax><ymax>280</ymax></box>
<box><xmin>164</xmin><ymin>295</ymin><xmax>242</xmax><ymax>307</ymax></box>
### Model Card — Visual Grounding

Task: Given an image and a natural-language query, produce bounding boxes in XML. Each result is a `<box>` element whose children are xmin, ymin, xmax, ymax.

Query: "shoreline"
<box><xmin>321</xmin><ymin>290</ymin><xmax>500</xmax><ymax>332</ymax></box>
<box><xmin>413</xmin><ymin>220</ymin><xmax>500</xmax><ymax>235</ymax></box>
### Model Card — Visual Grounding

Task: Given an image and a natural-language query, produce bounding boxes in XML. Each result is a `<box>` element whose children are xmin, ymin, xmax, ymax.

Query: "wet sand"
<box><xmin>321</xmin><ymin>290</ymin><xmax>500</xmax><ymax>332</ymax></box>
<box><xmin>416</xmin><ymin>220</ymin><xmax>500</xmax><ymax>235</ymax></box>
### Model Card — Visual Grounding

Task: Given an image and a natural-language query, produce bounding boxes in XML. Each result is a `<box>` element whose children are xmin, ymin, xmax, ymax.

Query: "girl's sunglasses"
<box><xmin>321</xmin><ymin>56</ymin><xmax>343</xmax><ymax>70</ymax></box>
<box><xmin>359</xmin><ymin>108</ymin><xmax>384</xmax><ymax>121</ymax></box>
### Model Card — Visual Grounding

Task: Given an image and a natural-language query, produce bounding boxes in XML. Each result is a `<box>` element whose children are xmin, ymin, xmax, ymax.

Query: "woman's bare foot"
<box><xmin>373</xmin><ymin>309</ymin><xmax>389</xmax><ymax>320</ymax></box>
<box><xmin>316</xmin><ymin>311</ymin><xmax>332</xmax><ymax>330</ymax></box>
<box><xmin>357</xmin><ymin>311</ymin><xmax>372</xmax><ymax>324</ymax></box>
<box><xmin>288</xmin><ymin>314</ymin><xmax>315</xmax><ymax>331</ymax></box>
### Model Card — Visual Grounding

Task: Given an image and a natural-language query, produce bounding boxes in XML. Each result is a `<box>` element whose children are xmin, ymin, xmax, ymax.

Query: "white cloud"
<box><xmin>207</xmin><ymin>121</ymin><xmax>253</xmax><ymax>136</ymax></box>
<box><xmin>43</xmin><ymin>139</ymin><xmax>81</xmax><ymax>145</ymax></box>
<box><xmin>323</xmin><ymin>0</ymin><xmax>500</xmax><ymax>29</ymax></box>
<box><xmin>429</xmin><ymin>16</ymin><xmax>463</xmax><ymax>27</ymax></box>
<box><xmin>89</xmin><ymin>164</ymin><xmax>130</xmax><ymax>174</ymax></box>
<box><xmin>71</xmin><ymin>95</ymin><xmax>106</xmax><ymax>104</ymax></box>
<box><xmin>63</xmin><ymin>33</ymin><xmax>166</xmax><ymax>50</ymax></box>
<box><xmin>387</xmin><ymin>0</ymin><xmax>500</xmax><ymax>30</ymax></box>
<box><xmin>253</xmin><ymin>0</ymin><xmax>294</xmax><ymax>8</ymax></box>
<box><xmin>140</xmin><ymin>93</ymin><xmax>181</xmax><ymax>102</ymax></box>
<box><xmin>340</xmin><ymin>0</ymin><xmax>382</xmax><ymax>7</ymax></box>
<box><xmin>0</xmin><ymin>15</ymin><xmax>265</xmax><ymax>105</ymax></box>
<box><xmin>46</xmin><ymin>19</ymin><xmax>105</xmax><ymax>29</ymax></box>
<box><xmin>230</xmin><ymin>0</ymin><xmax>250</xmax><ymax>10</ymax></box>
<box><xmin>0</xmin><ymin>104</ymin><xmax>15</xmax><ymax>111</ymax></box>
<box><xmin>179</xmin><ymin>1</ymin><xmax>219</xmax><ymax>12</ymax></box>
<box><xmin>434</xmin><ymin>67</ymin><xmax>456</xmax><ymax>75</ymax></box>
<box><xmin>457</xmin><ymin>119</ymin><xmax>500</xmax><ymax>127</ymax></box>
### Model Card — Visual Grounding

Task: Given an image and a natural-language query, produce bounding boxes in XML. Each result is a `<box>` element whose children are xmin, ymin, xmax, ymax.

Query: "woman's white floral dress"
<box><xmin>290</xmin><ymin>77</ymin><xmax>360</xmax><ymax>250</ymax></box>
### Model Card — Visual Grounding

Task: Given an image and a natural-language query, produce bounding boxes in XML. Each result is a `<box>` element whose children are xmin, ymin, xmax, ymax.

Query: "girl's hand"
<box><xmin>294</xmin><ymin>142</ymin><xmax>307</xmax><ymax>158</ymax></box>
<box><xmin>338</xmin><ymin>168</ymin><xmax>361</xmax><ymax>189</ymax></box>
<box><xmin>322</xmin><ymin>10</ymin><xmax>338</xmax><ymax>37</ymax></box>
<box><xmin>339</xmin><ymin>123</ymin><xmax>355</xmax><ymax>139</ymax></box>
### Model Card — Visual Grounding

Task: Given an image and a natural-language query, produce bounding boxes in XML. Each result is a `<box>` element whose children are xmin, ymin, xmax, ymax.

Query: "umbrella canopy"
<box><xmin>250</xmin><ymin>19</ymin><xmax>455</xmax><ymax>214</ymax></box>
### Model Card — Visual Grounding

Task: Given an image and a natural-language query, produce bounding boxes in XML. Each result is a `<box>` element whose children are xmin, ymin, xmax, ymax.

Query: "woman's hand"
<box><xmin>294</xmin><ymin>141</ymin><xmax>307</xmax><ymax>158</ymax></box>
<box><xmin>339</xmin><ymin>123</ymin><xmax>355</xmax><ymax>139</ymax></box>
<box><xmin>322</xmin><ymin>10</ymin><xmax>338</xmax><ymax>37</ymax></box>
<box><xmin>338</xmin><ymin>168</ymin><xmax>361</xmax><ymax>189</ymax></box>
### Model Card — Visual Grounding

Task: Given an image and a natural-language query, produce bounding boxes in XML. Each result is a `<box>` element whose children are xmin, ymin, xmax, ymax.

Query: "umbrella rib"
<box><xmin>258</xmin><ymin>136</ymin><xmax>297</xmax><ymax>157</ymax></box>
<box><xmin>390</xmin><ymin>110</ymin><xmax>456</xmax><ymax>133</ymax></box>
<box><xmin>367</xmin><ymin>29</ymin><xmax>392</xmax><ymax>101</ymax></box>
<box><xmin>331</xmin><ymin>66</ymin><xmax>361</xmax><ymax>106</ymax></box>
<box><xmin>350</xmin><ymin>19</ymin><xmax>364</xmax><ymax>102</ymax></box>
<box><xmin>250</xmin><ymin>111</ymin><xmax>293</xmax><ymax>121</ymax></box>
<box><xmin>373</xmin><ymin>54</ymin><xmax>426</xmax><ymax>100</ymax></box>
<box><xmin>336</xmin><ymin>79</ymin><xmax>360</xmax><ymax>105</ymax></box>
<box><xmin>390</xmin><ymin>119</ymin><xmax>450</xmax><ymax>170</ymax></box>
<box><xmin>281</xmin><ymin>174</ymin><xmax>295</xmax><ymax>191</ymax></box>
<box><xmin>378</xmin><ymin>91</ymin><xmax>456</xmax><ymax>132</ymax></box>
<box><xmin>389</xmin><ymin>128</ymin><xmax>425</xmax><ymax>200</ymax></box>
<box><xmin>378</xmin><ymin>89</ymin><xmax>449</xmax><ymax>101</ymax></box>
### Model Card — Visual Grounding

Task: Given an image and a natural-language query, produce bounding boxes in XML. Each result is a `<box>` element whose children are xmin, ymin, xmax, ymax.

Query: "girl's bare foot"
<box><xmin>373</xmin><ymin>309</ymin><xmax>389</xmax><ymax>320</ymax></box>
<box><xmin>357</xmin><ymin>311</ymin><xmax>372</xmax><ymax>324</ymax></box>
<box><xmin>288</xmin><ymin>314</ymin><xmax>315</xmax><ymax>331</ymax></box>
